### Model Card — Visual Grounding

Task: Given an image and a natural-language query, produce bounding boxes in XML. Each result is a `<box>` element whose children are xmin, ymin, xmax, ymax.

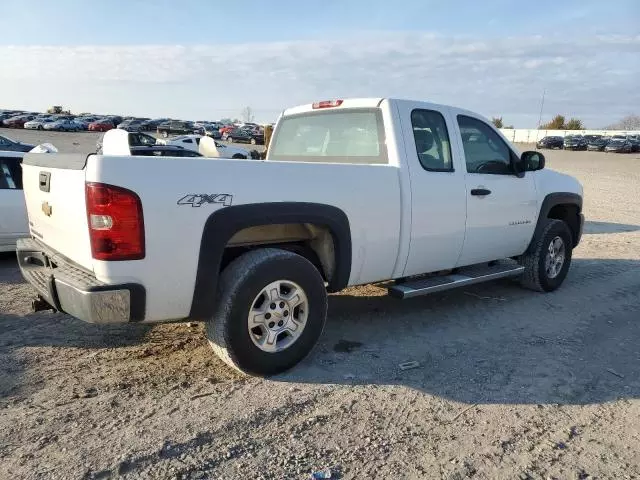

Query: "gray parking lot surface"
<box><xmin>1</xmin><ymin>130</ymin><xmax>639</xmax><ymax>479</ymax></box>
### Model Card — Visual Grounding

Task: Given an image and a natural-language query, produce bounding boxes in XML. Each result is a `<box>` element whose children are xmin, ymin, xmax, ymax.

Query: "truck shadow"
<box><xmin>583</xmin><ymin>221</ymin><xmax>640</xmax><ymax>234</ymax></box>
<box><xmin>279</xmin><ymin>257</ymin><xmax>640</xmax><ymax>406</ymax></box>
<box><xmin>0</xmin><ymin>312</ymin><xmax>154</xmax><ymax>399</ymax></box>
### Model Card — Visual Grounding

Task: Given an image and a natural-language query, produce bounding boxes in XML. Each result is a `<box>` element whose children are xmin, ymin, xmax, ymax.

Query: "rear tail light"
<box><xmin>312</xmin><ymin>99</ymin><xmax>343</xmax><ymax>109</ymax></box>
<box><xmin>86</xmin><ymin>182</ymin><xmax>145</xmax><ymax>261</ymax></box>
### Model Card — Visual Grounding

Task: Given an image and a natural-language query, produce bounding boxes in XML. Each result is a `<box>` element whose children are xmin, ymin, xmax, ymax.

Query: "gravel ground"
<box><xmin>1</xmin><ymin>129</ymin><xmax>640</xmax><ymax>480</ymax></box>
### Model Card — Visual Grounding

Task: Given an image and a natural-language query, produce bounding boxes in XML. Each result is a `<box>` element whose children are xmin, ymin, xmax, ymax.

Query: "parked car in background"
<box><xmin>77</xmin><ymin>116</ymin><xmax>99</xmax><ymax>126</ymax></box>
<box><xmin>536</xmin><ymin>136</ymin><xmax>564</xmax><ymax>149</ymax></box>
<box><xmin>157</xmin><ymin>120</ymin><xmax>200</xmax><ymax>137</ymax></box>
<box><xmin>3</xmin><ymin>114</ymin><xmax>36</xmax><ymax>128</ymax></box>
<box><xmin>96</xmin><ymin>131</ymin><xmax>158</xmax><ymax>154</ymax></box>
<box><xmin>604</xmin><ymin>138</ymin><xmax>632</xmax><ymax>153</ymax></box>
<box><xmin>218</xmin><ymin>125</ymin><xmax>235</xmax><ymax>136</ymax></box>
<box><xmin>24</xmin><ymin>118</ymin><xmax>55</xmax><ymax>130</ymax></box>
<box><xmin>0</xmin><ymin>134</ymin><xmax>35</xmax><ymax>152</ymax></box>
<box><xmin>118</xmin><ymin>119</ymin><xmax>148</xmax><ymax>132</ymax></box>
<box><xmin>627</xmin><ymin>136</ymin><xmax>640</xmax><ymax>152</ymax></box>
<box><xmin>130</xmin><ymin>145</ymin><xmax>203</xmax><ymax>157</ymax></box>
<box><xmin>107</xmin><ymin>116</ymin><xmax>124</xmax><ymax>126</ymax></box>
<box><xmin>587</xmin><ymin>137</ymin><xmax>610</xmax><ymax>151</ymax></box>
<box><xmin>203</xmin><ymin>124</ymin><xmax>222</xmax><ymax>139</ymax></box>
<box><xmin>222</xmin><ymin>128</ymin><xmax>264</xmax><ymax>145</ymax></box>
<box><xmin>143</xmin><ymin>119</ymin><xmax>168</xmax><ymax>131</ymax></box>
<box><xmin>0</xmin><ymin>151</ymin><xmax>28</xmax><ymax>252</ymax></box>
<box><xmin>159</xmin><ymin>134</ymin><xmax>250</xmax><ymax>158</ymax></box>
<box><xmin>129</xmin><ymin>132</ymin><xmax>158</xmax><ymax>147</ymax></box>
<box><xmin>563</xmin><ymin>135</ymin><xmax>587</xmax><ymax>151</ymax></box>
<box><xmin>88</xmin><ymin>118</ymin><xmax>116</xmax><ymax>132</ymax></box>
<box><xmin>43</xmin><ymin>118</ymin><xmax>82</xmax><ymax>131</ymax></box>
<box><xmin>72</xmin><ymin>118</ymin><xmax>93</xmax><ymax>130</ymax></box>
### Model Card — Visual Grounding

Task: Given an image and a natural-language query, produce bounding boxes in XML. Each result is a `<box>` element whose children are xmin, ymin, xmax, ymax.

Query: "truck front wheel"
<box><xmin>206</xmin><ymin>248</ymin><xmax>328</xmax><ymax>376</ymax></box>
<box><xmin>519</xmin><ymin>219</ymin><xmax>573</xmax><ymax>292</ymax></box>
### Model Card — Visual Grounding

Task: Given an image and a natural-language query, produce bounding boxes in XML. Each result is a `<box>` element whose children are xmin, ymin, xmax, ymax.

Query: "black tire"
<box><xmin>231</xmin><ymin>154</ymin><xmax>245</xmax><ymax>159</ymax></box>
<box><xmin>519</xmin><ymin>219</ymin><xmax>573</xmax><ymax>292</ymax></box>
<box><xmin>37</xmin><ymin>125</ymin><xmax>43</xmax><ymax>131</ymax></box>
<box><xmin>206</xmin><ymin>248</ymin><xmax>328</xmax><ymax>376</ymax></box>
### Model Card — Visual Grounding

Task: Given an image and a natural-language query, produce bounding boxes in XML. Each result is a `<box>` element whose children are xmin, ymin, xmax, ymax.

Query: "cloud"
<box><xmin>0</xmin><ymin>33</ymin><xmax>638</xmax><ymax>126</ymax></box>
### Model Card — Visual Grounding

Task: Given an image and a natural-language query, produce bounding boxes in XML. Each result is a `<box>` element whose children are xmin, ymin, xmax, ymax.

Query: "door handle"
<box><xmin>470</xmin><ymin>188</ymin><xmax>491</xmax><ymax>196</ymax></box>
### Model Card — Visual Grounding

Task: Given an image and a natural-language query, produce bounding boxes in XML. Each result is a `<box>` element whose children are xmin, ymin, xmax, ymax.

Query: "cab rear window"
<box><xmin>269</xmin><ymin>109</ymin><xmax>388</xmax><ymax>164</ymax></box>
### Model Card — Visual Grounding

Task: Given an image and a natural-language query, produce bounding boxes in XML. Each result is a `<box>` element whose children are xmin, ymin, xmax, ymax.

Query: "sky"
<box><xmin>0</xmin><ymin>0</ymin><xmax>638</xmax><ymax>127</ymax></box>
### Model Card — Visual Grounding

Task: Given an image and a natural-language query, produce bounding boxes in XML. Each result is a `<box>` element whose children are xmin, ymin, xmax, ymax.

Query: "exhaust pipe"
<box><xmin>32</xmin><ymin>296</ymin><xmax>56</xmax><ymax>313</ymax></box>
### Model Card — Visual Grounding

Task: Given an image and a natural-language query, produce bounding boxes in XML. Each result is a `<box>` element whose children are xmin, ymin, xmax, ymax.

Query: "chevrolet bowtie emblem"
<box><xmin>42</xmin><ymin>201</ymin><xmax>52</xmax><ymax>217</ymax></box>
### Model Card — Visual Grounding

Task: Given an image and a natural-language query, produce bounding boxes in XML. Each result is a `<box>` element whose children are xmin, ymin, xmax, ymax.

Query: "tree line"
<box><xmin>538</xmin><ymin>115</ymin><xmax>583</xmax><ymax>130</ymax></box>
<box><xmin>490</xmin><ymin>114</ymin><xmax>640</xmax><ymax>131</ymax></box>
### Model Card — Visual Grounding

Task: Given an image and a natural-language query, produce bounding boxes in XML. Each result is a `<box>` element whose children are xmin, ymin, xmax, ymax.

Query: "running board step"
<box><xmin>388</xmin><ymin>264</ymin><xmax>524</xmax><ymax>299</ymax></box>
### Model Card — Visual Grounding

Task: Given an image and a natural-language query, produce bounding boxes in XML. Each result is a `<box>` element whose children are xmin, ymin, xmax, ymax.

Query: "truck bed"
<box><xmin>21</xmin><ymin>153</ymin><xmax>402</xmax><ymax>322</ymax></box>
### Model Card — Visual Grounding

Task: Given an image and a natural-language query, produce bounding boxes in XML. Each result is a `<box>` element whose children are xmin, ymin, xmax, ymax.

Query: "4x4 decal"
<box><xmin>177</xmin><ymin>194</ymin><xmax>233</xmax><ymax>207</ymax></box>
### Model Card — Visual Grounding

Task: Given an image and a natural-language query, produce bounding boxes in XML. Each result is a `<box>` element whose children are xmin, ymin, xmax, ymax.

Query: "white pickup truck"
<box><xmin>17</xmin><ymin>98</ymin><xmax>584</xmax><ymax>375</ymax></box>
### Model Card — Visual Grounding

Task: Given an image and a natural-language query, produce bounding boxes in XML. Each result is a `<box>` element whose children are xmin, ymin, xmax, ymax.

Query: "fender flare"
<box><xmin>189</xmin><ymin>202</ymin><xmax>352</xmax><ymax>320</ymax></box>
<box><xmin>527</xmin><ymin>192</ymin><xmax>583</xmax><ymax>252</ymax></box>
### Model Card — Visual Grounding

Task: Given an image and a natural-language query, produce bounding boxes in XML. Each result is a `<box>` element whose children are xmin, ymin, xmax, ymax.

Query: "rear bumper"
<box><xmin>16</xmin><ymin>238</ymin><xmax>145</xmax><ymax>324</ymax></box>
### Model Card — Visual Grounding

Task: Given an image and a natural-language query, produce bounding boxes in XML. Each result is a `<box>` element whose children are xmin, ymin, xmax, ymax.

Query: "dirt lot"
<box><xmin>1</xmin><ymin>129</ymin><xmax>639</xmax><ymax>480</ymax></box>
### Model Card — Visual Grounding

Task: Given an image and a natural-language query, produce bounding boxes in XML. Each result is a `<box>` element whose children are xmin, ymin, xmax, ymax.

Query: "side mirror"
<box><xmin>521</xmin><ymin>150</ymin><xmax>545</xmax><ymax>171</ymax></box>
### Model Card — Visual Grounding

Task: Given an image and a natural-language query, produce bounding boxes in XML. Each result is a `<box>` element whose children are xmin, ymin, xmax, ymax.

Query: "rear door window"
<box><xmin>410</xmin><ymin>109</ymin><xmax>453</xmax><ymax>171</ymax></box>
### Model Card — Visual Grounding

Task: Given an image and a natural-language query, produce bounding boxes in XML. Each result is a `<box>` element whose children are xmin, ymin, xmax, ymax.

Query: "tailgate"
<box><xmin>21</xmin><ymin>153</ymin><xmax>94</xmax><ymax>271</ymax></box>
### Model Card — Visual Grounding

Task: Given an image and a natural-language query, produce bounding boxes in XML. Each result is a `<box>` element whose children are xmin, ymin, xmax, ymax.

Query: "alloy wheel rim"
<box><xmin>544</xmin><ymin>236</ymin><xmax>565</xmax><ymax>279</ymax></box>
<box><xmin>247</xmin><ymin>280</ymin><xmax>309</xmax><ymax>353</ymax></box>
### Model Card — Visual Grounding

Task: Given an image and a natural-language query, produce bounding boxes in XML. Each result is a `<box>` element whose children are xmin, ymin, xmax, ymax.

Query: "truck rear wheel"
<box><xmin>519</xmin><ymin>219</ymin><xmax>573</xmax><ymax>292</ymax></box>
<box><xmin>206</xmin><ymin>248</ymin><xmax>328</xmax><ymax>376</ymax></box>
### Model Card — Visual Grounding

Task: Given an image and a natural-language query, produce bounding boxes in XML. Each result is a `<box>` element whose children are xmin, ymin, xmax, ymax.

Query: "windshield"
<box><xmin>269</xmin><ymin>109</ymin><xmax>387</xmax><ymax>164</ymax></box>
